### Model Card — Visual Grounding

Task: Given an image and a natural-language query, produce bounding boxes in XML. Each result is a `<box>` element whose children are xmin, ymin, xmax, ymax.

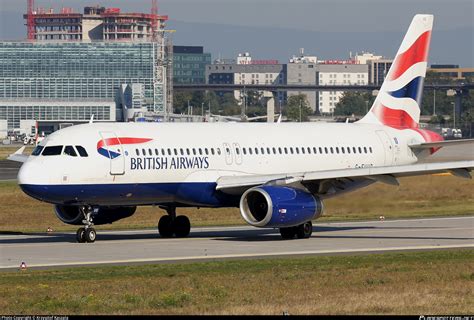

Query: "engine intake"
<box><xmin>239</xmin><ymin>186</ymin><xmax>323</xmax><ymax>228</ymax></box>
<box><xmin>54</xmin><ymin>205</ymin><xmax>136</xmax><ymax>225</ymax></box>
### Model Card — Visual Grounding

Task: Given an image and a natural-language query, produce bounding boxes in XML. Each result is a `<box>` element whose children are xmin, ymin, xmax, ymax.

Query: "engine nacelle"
<box><xmin>54</xmin><ymin>205</ymin><xmax>137</xmax><ymax>225</ymax></box>
<box><xmin>239</xmin><ymin>186</ymin><xmax>323</xmax><ymax>228</ymax></box>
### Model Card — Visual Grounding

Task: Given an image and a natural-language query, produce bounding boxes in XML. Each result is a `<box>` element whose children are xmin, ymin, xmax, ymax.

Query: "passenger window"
<box><xmin>64</xmin><ymin>145</ymin><xmax>77</xmax><ymax>157</ymax></box>
<box><xmin>205</xmin><ymin>148</ymin><xmax>209</xmax><ymax>155</ymax></box>
<box><xmin>161</xmin><ymin>148</ymin><xmax>165</xmax><ymax>156</ymax></box>
<box><xmin>341</xmin><ymin>147</ymin><xmax>345</xmax><ymax>154</ymax></box>
<box><xmin>347</xmin><ymin>147</ymin><xmax>351</xmax><ymax>154</ymax></box>
<box><xmin>31</xmin><ymin>145</ymin><xmax>44</xmax><ymax>156</ymax></box>
<box><xmin>324</xmin><ymin>147</ymin><xmax>328</xmax><ymax>154</ymax></box>
<box><xmin>217</xmin><ymin>148</ymin><xmax>221</xmax><ymax>155</ymax></box>
<box><xmin>192</xmin><ymin>148</ymin><xmax>196</xmax><ymax>155</ymax></box>
<box><xmin>364</xmin><ymin>147</ymin><xmax>367</xmax><ymax>153</ymax></box>
<box><xmin>148</xmin><ymin>149</ymin><xmax>152</xmax><ymax>156</ymax></box>
<box><xmin>142</xmin><ymin>149</ymin><xmax>146</xmax><ymax>156</ymax></box>
<box><xmin>261</xmin><ymin>147</ymin><xmax>265</xmax><ymax>154</ymax></box>
<box><xmin>211</xmin><ymin>148</ymin><xmax>215</xmax><ymax>155</ymax></box>
<box><xmin>353</xmin><ymin>147</ymin><xmax>357</xmax><ymax>153</ymax></box>
<box><xmin>319</xmin><ymin>147</ymin><xmax>323</xmax><ymax>154</ymax></box>
<box><xmin>358</xmin><ymin>147</ymin><xmax>362</xmax><ymax>153</ymax></box>
<box><xmin>267</xmin><ymin>147</ymin><xmax>270</xmax><ymax>154</ymax></box>
<box><xmin>335</xmin><ymin>147</ymin><xmax>339</xmax><ymax>154</ymax></box>
<box><xmin>187</xmin><ymin>148</ymin><xmax>191</xmax><ymax>155</ymax></box>
<box><xmin>278</xmin><ymin>147</ymin><xmax>282</xmax><ymax>154</ymax></box>
<box><xmin>369</xmin><ymin>147</ymin><xmax>373</xmax><ymax>153</ymax></box>
<box><xmin>225</xmin><ymin>147</ymin><xmax>230</xmax><ymax>155</ymax></box>
<box><xmin>301</xmin><ymin>147</ymin><xmax>305</xmax><ymax>154</ymax></box>
<box><xmin>180</xmin><ymin>148</ymin><xmax>184</xmax><ymax>156</ymax></box>
<box><xmin>243</xmin><ymin>148</ymin><xmax>247</xmax><ymax>155</ymax></box>
<box><xmin>199</xmin><ymin>148</ymin><xmax>203</xmax><ymax>155</ymax></box>
<box><xmin>76</xmin><ymin>146</ymin><xmax>88</xmax><ymax>157</ymax></box>
<box><xmin>272</xmin><ymin>147</ymin><xmax>276</xmax><ymax>154</ymax></box>
<box><xmin>284</xmin><ymin>147</ymin><xmax>288</xmax><ymax>154</ymax></box>
<box><xmin>236</xmin><ymin>148</ymin><xmax>240</xmax><ymax>155</ymax></box>
<box><xmin>249</xmin><ymin>148</ymin><xmax>253</xmax><ymax>155</ymax></box>
<box><xmin>309</xmin><ymin>147</ymin><xmax>313</xmax><ymax>154</ymax></box>
<box><xmin>155</xmin><ymin>149</ymin><xmax>159</xmax><ymax>156</ymax></box>
<box><xmin>295</xmin><ymin>147</ymin><xmax>299</xmax><ymax>154</ymax></box>
<box><xmin>42</xmin><ymin>145</ymin><xmax>63</xmax><ymax>156</ymax></box>
<box><xmin>255</xmin><ymin>148</ymin><xmax>259</xmax><ymax>155</ymax></box>
<box><xmin>167</xmin><ymin>148</ymin><xmax>172</xmax><ymax>156</ymax></box>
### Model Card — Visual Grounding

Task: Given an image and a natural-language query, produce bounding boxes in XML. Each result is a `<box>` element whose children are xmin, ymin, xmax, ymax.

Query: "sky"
<box><xmin>0</xmin><ymin>0</ymin><xmax>473</xmax><ymax>66</ymax></box>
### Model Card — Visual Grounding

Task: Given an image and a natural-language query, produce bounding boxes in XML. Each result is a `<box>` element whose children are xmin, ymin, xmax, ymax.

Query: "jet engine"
<box><xmin>239</xmin><ymin>186</ymin><xmax>323</xmax><ymax>228</ymax></box>
<box><xmin>54</xmin><ymin>205</ymin><xmax>137</xmax><ymax>225</ymax></box>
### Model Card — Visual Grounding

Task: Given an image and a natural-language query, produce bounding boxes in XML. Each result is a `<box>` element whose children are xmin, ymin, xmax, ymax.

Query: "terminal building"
<box><xmin>0</xmin><ymin>4</ymin><xmax>170</xmax><ymax>134</ymax></box>
<box><xmin>173</xmin><ymin>46</ymin><xmax>212</xmax><ymax>84</ymax></box>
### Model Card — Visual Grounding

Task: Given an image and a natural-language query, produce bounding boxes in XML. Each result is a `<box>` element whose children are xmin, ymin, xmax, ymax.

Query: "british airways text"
<box><xmin>130</xmin><ymin>156</ymin><xmax>209</xmax><ymax>170</ymax></box>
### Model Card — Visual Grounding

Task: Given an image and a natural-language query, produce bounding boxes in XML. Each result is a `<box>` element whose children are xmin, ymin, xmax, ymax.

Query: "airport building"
<box><xmin>428</xmin><ymin>65</ymin><xmax>474</xmax><ymax>80</ymax></box>
<box><xmin>173</xmin><ymin>46</ymin><xmax>212</xmax><ymax>84</ymax></box>
<box><xmin>206</xmin><ymin>53</ymin><xmax>286</xmax><ymax>105</ymax></box>
<box><xmin>0</xmin><ymin>4</ymin><xmax>171</xmax><ymax>133</ymax></box>
<box><xmin>316</xmin><ymin>64</ymin><xmax>369</xmax><ymax>114</ymax></box>
<box><xmin>0</xmin><ymin>41</ymin><xmax>164</xmax><ymax>132</ymax></box>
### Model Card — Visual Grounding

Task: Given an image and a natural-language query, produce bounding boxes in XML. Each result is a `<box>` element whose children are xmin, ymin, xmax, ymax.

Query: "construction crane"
<box><xmin>27</xmin><ymin>0</ymin><xmax>35</xmax><ymax>40</ymax></box>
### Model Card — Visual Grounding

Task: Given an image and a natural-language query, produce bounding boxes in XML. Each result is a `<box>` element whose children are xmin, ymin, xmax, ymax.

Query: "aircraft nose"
<box><xmin>18</xmin><ymin>161</ymin><xmax>49</xmax><ymax>201</ymax></box>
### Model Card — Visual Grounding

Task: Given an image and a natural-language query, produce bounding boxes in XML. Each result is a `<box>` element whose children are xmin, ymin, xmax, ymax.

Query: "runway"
<box><xmin>0</xmin><ymin>160</ymin><xmax>21</xmax><ymax>181</ymax></box>
<box><xmin>1</xmin><ymin>216</ymin><xmax>472</xmax><ymax>270</ymax></box>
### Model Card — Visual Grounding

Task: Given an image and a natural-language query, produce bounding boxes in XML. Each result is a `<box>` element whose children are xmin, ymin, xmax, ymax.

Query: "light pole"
<box><xmin>433</xmin><ymin>89</ymin><xmax>436</xmax><ymax>116</ymax></box>
<box><xmin>201</xmin><ymin>102</ymin><xmax>204</xmax><ymax>116</ymax></box>
<box><xmin>451</xmin><ymin>102</ymin><xmax>455</xmax><ymax>129</ymax></box>
<box><xmin>299</xmin><ymin>100</ymin><xmax>302</xmax><ymax>122</ymax></box>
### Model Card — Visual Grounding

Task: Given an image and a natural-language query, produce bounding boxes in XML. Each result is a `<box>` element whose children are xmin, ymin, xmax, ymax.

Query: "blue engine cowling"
<box><xmin>239</xmin><ymin>186</ymin><xmax>323</xmax><ymax>228</ymax></box>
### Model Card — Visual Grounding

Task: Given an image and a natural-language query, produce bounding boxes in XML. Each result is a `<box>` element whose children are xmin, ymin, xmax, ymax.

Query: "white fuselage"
<box><xmin>18</xmin><ymin>122</ymin><xmax>425</xmax><ymax>207</ymax></box>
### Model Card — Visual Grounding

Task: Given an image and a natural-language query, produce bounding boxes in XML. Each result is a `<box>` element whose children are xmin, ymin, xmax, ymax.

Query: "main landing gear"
<box><xmin>279</xmin><ymin>221</ymin><xmax>313</xmax><ymax>240</ymax></box>
<box><xmin>76</xmin><ymin>206</ymin><xmax>97</xmax><ymax>243</ymax></box>
<box><xmin>158</xmin><ymin>207</ymin><xmax>191</xmax><ymax>238</ymax></box>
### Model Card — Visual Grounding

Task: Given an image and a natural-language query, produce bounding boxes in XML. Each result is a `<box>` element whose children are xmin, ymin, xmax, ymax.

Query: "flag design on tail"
<box><xmin>359</xmin><ymin>15</ymin><xmax>433</xmax><ymax>129</ymax></box>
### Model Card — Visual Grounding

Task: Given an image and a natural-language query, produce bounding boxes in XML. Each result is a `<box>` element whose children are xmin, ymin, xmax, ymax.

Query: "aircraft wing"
<box><xmin>7</xmin><ymin>146</ymin><xmax>29</xmax><ymax>163</ymax></box>
<box><xmin>216</xmin><ymin>160</ymin><xmax>474</xmax><ymax>195</ymax></box>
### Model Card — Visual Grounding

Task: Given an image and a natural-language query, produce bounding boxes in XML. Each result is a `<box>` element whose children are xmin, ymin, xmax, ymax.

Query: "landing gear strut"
<box><xmin>76</xmin><ymin>206</ymin><xmax>97</xmax><ymax>243</ymax></box>
<box><xmin>279</xmin><ymin>221</ymin><xmax>313</xmax><ymax>240</ymax></box>
<box><xmin>158</xmin><ymin>207</ymin><xmax>191</xmax><ymax>238</ymax></box>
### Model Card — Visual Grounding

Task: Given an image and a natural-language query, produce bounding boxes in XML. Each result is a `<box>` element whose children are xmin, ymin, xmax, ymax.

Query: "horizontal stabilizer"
<box><xmin>409</xmin><ymin>138</ymin><xmax>474</xmax><ymax>150</ymax></box>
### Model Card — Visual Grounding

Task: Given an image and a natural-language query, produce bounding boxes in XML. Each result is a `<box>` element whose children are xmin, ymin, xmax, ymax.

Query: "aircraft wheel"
<box><xmin>158</xmin><ymin>215</ymin><xmax>174</xmax><ymax>238</ymax></box>
<box><xmin>296</xmin><ymin>221</ymin><xmax>313</xmax><ymax>239</ymax></box>
<box><xmin>280</xmin><ymin>227</ymin><xmax>297</xmax><ymax>240</ymax></box>
<box><xmin>85</xmin><ymin>228</ymin><xmax>96</xmax><ymax>243</ymax></box>
<box><xmin>76</xmin><ymin>227</ymin><xmax>86</xmax><ymax>243</ymax></box>
<box><xmin>174</xmin><ymin>215</ymin><xmax>191</xmax><ymax>238</ymax></box>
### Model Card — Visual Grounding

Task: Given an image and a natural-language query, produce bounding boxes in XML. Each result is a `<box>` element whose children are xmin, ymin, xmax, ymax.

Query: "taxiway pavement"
<box><xmin>1</xmin><ymin>216</ymin><xmax>472</xmax><ymax>270</ymax></box>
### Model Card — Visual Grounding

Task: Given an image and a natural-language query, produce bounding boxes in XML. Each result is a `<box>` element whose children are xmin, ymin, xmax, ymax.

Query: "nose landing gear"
<box><xmin>158</xmin><ymin>207</ymin><xmax>191</xmax><ymax>238</ymax></box>
<box><xmin>76</xmin><ymin>206</ymin><xmax>97</xmax><ymax>243</ymax></box>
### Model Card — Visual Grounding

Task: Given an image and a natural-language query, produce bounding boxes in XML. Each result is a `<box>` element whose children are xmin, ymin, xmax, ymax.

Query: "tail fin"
<box><xmin>358</xmin><ymin>14</ymin><xmax>433</xmax><ymax>129</ymax></box>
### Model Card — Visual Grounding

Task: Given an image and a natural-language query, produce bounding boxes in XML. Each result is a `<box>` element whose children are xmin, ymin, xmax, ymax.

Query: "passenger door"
<box><xmin>99</xmin><ymin>131</ymin><xmax>125</xmax><ymax>175</ymax></box>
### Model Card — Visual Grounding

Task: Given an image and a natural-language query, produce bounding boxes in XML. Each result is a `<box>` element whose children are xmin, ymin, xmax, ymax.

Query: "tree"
<box><xmin>173</xmin><ymin>91</ymin><xmax>193</xmax><ymax>114</ymax></box>
<box><xmin>285</xmin><ymin>94</ymin><xmax>312</xmax><ymax>122</ymax></box>
<box><xmin>334</xmin><ymin>92</ymin><xmax>374</xmax><ymax>116</ymax></box>
<box><xmin>219</xmin><ymin>93</ymin><xmax>240</xmax><ymax>116</ymax></box>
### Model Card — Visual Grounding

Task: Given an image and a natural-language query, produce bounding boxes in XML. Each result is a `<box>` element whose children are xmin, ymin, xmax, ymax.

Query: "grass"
<box><xmin>0</xmin><ymin>249</ymin><xmax>472</xmax><ymax>315</ymax></box>
<box><xmin>0</xmin><ymin>174</ymin><xmax>472</xmax><ymax>233</ymax></box>
<box><xmin>0</xmin><ymin>146</ymin><xmax>34</xmax><ymax>160</ymax></box>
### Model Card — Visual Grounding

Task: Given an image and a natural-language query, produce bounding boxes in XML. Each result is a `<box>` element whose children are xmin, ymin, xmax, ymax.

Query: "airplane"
<box><xmin>9</xmin><ymin>14</ymin><xmax>474</xmax><ymax>243</ymax></box>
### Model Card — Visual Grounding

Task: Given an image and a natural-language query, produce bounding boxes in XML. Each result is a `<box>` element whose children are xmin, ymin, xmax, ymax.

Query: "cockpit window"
<box><xmin>31</xmin><ymin>146</ymin><xmax>44</xmax><ymax>156</ymax></box>
<box><xmin>75</xmin><ymin>146</ymin><xmax>88</xmax><ymax>157</ymax></box>
<box><xmin>64</xmin><ymin>145</ymin><xmax>77</xmax><ymax>157</ymax></box>
<box><xmin>42</xmin><ymin>145</ymin><xmax>63</xmax><ymax>156</ymax></box>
